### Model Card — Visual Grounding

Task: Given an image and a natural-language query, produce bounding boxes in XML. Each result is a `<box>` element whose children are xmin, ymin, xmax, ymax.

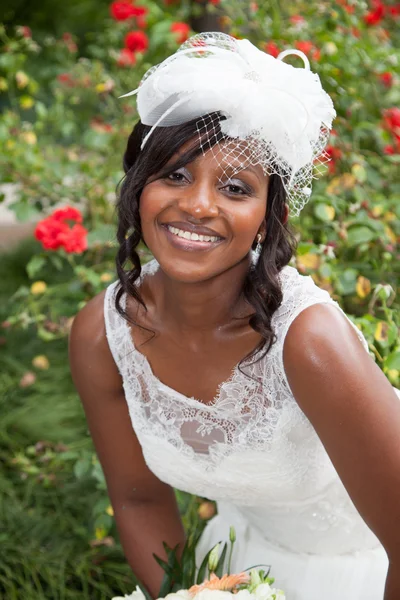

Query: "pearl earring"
<box><xmin>255</xmin><ymin>233</ymin><xmax>262</xmax><ymax>255</ymax></box>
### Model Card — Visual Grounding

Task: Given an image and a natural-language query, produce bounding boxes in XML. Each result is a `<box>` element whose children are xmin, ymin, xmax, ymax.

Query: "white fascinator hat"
<box><xmin>120</xmin><ymin>32</ymin><xmax>337</xmax><ymax>217</ymax></box>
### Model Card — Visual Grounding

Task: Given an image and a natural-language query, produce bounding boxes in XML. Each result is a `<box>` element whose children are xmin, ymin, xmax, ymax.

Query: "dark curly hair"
<box><xmin>115</xmin><ymin>114</ymin><xmax>298</xmax><ymax>366</ymax></box>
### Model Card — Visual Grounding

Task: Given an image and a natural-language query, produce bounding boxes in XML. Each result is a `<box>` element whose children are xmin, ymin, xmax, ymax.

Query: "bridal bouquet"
<box><xmin>112</xmin><ymin>528</ymin><xmax>285</xmax><ymax>600</ymax></box>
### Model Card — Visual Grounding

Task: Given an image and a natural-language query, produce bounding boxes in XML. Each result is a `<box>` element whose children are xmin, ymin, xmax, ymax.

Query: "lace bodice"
<box><xmin>104</xmin><ymin>258</ymin><xmax>384</xmax><ymax>555</ymax></box>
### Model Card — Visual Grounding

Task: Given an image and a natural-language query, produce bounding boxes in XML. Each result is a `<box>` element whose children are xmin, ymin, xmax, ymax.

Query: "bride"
<box><xmin>69</xmin><ymin>33</ymin><xmax>400</xmax><ymax>600</ymax></box>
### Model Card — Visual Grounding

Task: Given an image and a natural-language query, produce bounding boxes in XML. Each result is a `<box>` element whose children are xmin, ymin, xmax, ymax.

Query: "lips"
<box><xmin>161</xmin><ymin>221</ymin><xmax>224</xmax><ymax>239</ymax></box>
<box><xmin>161</xmin><ymin>223</ymin><xmax>225</xmax><ymax>252</ymax></box>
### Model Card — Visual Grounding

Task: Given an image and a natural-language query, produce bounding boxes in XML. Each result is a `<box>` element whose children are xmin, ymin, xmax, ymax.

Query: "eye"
<box><xmin>222</xmin><ymin>180</ymin><xmax>253</xmax><ymax>197</ymax></box>
<box><xmin>166</xmin><ymin>169</ymin><xmax>189</xmax><ymax>183</ymax></box>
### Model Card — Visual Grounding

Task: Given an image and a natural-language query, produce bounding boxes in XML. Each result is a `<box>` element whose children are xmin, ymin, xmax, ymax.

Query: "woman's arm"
<box><xmin>283</xmin><ymin>302</ymin><xmax>400</xmax><ymax>599</ymax></box>
<box><xmin>69</xmin><ymin>292</ymin><xmax>185</xmax><ymax>598</ymax></box>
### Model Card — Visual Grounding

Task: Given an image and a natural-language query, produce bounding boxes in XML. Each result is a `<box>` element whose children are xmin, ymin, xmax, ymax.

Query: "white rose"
<box><xmin>193</xmin><ymin>589</ymin><xmax>234</xmax><ymax>600</ymax></box>
<box><xmin>163</xmin><ymin>592</ymin><xmax>192</xmax><ymax>600</ymax></box>
<box><xmin>235</xmin><ymin>590</ymin><xmax>253</xmax><ymax>600</ymax></box>
<box><xmin>112</xmin><ymin>586</ymin><xmax>147</xmax><ymax>600</ymax></box>
<box><xmin>254</xmin><ymin>584</ymin><xmax>273</xmax><ymax>600</ymax></box>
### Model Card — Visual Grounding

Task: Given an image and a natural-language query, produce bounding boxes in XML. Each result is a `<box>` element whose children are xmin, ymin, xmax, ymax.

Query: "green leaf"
<box><xmin>73</xmin><ymin>456</ymin><xmax>91</xmax><ymax>479</ymax></box>
<box><xmin>314</xmin><ymin>203</ymin><xmax>335</xmax><ymax>222</ymax></box>
<box><xmin>214</xmin><ymin>542</ymin><xmax>228</xmax><ymax>578</ymax></box>
<box><xmin>87</xmin><ymin>224</ymin><xmax>116</xmax><ymax>246</ymax></box>
<box><xmin>347</xmin><ymin>226</ymin><xmax>375</xmax><ymax>246</ymax></box>
<box><xmin>10</xmin><ymin>201</ymin><xmax>40</xmax><ymax>223</ymax></box>
<box><xmin>197</xmin><ymin>548</ymin><xmax>213</xmax><ymax>584</ymax></box>
<box><xmin>385</xmin><ymin>352</ymin><xmax>400</xmax><ymax>371</ymax></box>
<box><xmin>26</xmin><ymin>255</ymin><xmax>46</xmax><ymax>279</ymax></box>
<box><xmin>337</xmin><ymin>268</ymin><xmax>358</xmax><ymax>295</ymax></box>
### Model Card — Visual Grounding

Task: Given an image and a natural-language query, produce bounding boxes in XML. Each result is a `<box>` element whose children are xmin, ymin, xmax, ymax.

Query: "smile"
<box><xmin>161</xmin><ymin>224</ymin><xmax>225</xmax><ymax>252</ymax></box>
<box><xmin>166</xmin><ymin>225</ymin><xmax>222</xmax><ymax>243</ymax></box>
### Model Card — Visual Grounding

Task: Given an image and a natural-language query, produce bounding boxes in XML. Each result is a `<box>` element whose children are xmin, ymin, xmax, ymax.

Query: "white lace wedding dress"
<box><xmin>104</xmin><ymin>258</ymin><xmax>400</xmax><ymax>600</ymax></box>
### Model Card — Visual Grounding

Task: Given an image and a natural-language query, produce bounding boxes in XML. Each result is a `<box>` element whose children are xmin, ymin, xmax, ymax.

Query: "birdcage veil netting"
<box><xmin>120</xmin><ymin>32</ymin><xmax>336</xmax><ymax>217</ymax></box>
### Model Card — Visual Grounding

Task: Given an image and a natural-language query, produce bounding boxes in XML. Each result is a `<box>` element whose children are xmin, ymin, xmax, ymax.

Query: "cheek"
<box><xmin>139</xmin><ymin>184</ymin><xmax>167</xmax><ymax>226</ymax></box>
<box><xmin>226</xmin><ymin>199</ymin><xmax>266</xmax><ymax>239</ymax></box>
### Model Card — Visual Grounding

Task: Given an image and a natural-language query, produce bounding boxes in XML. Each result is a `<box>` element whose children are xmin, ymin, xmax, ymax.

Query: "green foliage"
<box><xmin>0</xmin><ymin>1</ymin><xmax>399</xmax><ymax>597</ymax></box>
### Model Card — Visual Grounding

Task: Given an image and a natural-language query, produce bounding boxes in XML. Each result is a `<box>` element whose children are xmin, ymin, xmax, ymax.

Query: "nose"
<box><xmin>177</xmin><ymin>181</ymin><xmax>219</xmax><ymax>219</ymax></box>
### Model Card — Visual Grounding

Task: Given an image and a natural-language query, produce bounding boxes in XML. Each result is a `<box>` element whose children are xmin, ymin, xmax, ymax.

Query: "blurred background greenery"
<box><xmin>0</xmin><ymin>0</ymin><xmax>399</xmax><ymax>598</ymax></box>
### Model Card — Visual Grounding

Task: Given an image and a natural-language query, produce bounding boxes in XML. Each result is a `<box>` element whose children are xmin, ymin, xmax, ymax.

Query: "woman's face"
<box><xmin>139</xmin><ymin>140</ymin><xmax>269</xmax><ymax>283</ymax></box>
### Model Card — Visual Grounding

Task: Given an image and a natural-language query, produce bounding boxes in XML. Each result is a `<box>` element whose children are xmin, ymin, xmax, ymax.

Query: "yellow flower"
<box><xmin>30</xmin><ymin>281</ymin><xmax>47</xmax><ymax>295</ymax></box>
<box><xmin>384</xmin><ymin>212</ymin><xmax>396</xmax><ymax>222</ymax></box>
<box><xmin>325</xmin><ymin>206</ymin><xmax>335</xmax><ymax>221</ymax></box>
<box><xmin>371</xmin><ymin>205</ymin><xmax>383</xmax><ymax>218</ymax></box>
<box><xmin>387</xmin><ymin>369</ymin><xmax>399</xmax><ymax>384</ymax></box>
<box><xmin>22</xmin><ymin>131</ymin><xmax>37</xmax><ymax>145</ymax></box>
<box><xmin>374</xmin><ymin>322</ymin><xmax>389</xmax><ymax>343</ymax></box>
<box><xmin>106</xmin><ymin>505</ymin><xmax>114</xmax><ymax>516</ymax></box>
<box><xmin>324</xmin><ymin>42</ymin><xmax>338</xmax><ymax>56</ymax></box>
<box><xmin>0</xmin><ymin>77</ymin><xmax>8</xmax><ymax>91</ymax></box>
<box><xmin>356</xmin><ymin>276</ymin><xmax>371</xmax><ymax>299</ymax></box>
<box><xmin>95</xmin><ymin>527</ymin><xmax>106</xmax><ymax>540</ymax></box>
<box><xmin>296</xmin><ymin>253</ymin><xmax>320</xmax><ymax>271</ymax></box>
<box><xmin>198</xmin><ymin>501</ymin><xmax>216</xmax><ymax>520</ymax></box>
<box><xmin>19</xmin><ymin>95</ymin><xmax>34</xmax><ymax>109</ymax></box>
<box><xmin>100</xmin><ymin>273</ymin><xmax>113</xmax><ymax>283</ymax></box>
<box><xmin>16</xmin><ymin>71</ymin><xmax>29</xmax><ymax>89</ymax></box>
<box><xmin>6</xmin><ymin>140</ymin><xmax>15</xmax><ymax>150</ymax></box>
<box><xmin>384</xmin><ymin>225</ymin><xmax>397</xmax><ymax>244</ymax></box>
<box><xmin>32</xmin><ymin>355</ymin><xmax>50</xmax><ymax>370</ymax></box>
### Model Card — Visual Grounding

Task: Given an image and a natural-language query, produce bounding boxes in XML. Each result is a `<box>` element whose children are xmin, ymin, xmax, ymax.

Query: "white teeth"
<box><xmin>166</xmin><ymin>225</ymin><xmax>220</xmax><ymax>243</ymax></box>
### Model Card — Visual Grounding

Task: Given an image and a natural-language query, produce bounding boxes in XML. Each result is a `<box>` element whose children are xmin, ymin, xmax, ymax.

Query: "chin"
<box><xmin>150</xmin><ymin>247</ymin><xmax>250</xmax><ymax>285</ymax></box>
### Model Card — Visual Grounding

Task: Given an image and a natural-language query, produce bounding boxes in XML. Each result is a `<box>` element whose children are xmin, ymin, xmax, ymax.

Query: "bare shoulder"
<box><xmin>69</xmin><ymin>287</ymin><xmax>121</xmax><ymax>392</ymax></box>
<box><xmin>283</xmin><ymin>301</ymin><xmax>367</xmax><ymax>365</ymax></box>
<box><xmin>282</xmin><ymin>301</ymin><xmax>374</xmax><ymax>409</ymax></box>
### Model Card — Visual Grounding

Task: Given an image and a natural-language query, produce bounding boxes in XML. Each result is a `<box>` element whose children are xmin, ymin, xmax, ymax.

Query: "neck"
<box><xmin>155</xmin><ymin>254</ymin><xmax>253</xmax><ymax>332</ymax></box>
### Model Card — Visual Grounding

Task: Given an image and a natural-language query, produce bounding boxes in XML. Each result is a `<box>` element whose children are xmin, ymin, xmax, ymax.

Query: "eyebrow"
<box><xmin>222</xmin><ymin>163</ymin><xmax>263</xmax><ymax>183</ymax></box>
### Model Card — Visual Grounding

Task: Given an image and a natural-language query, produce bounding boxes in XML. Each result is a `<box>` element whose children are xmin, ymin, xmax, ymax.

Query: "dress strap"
<box><xmin>103</xmin><ymin>259</ymin><xmax>159</xmax><ymax>375</ymax></box>
<box><xmin>273</xmin><ymin>267</ymin><xmax>370</xmax><ymax>393</ymax></box>
<box><xmin>104</xmin><ymin>280</ymin><xmax>129</xmax><ymax>376</ymax></box>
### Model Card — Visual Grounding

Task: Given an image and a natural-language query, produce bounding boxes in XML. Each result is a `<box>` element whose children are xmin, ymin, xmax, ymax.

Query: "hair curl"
<box><xmin>115</xmin><ymin>115</ymin><xmax>298</xmax><ymax>366</ymax></box>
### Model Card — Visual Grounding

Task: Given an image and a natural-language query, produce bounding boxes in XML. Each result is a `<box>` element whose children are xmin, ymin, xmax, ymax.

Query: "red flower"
<box><xmin>35</xmin><ymin>207</ymin><xmax>88</xmax><ymax>254</ymax></box>
<box><xmin>124</xmin><ymin>30</ymin><xmax>149</xmax><ymax>52</ymax></box>
<box><xmin>117</xmin><ymin>48</ymin><xmax>137</xmax><ymax>66</ymax></box>
<box><xmin>379</xmin><ymin>72</ymin><xmax>393</xmax><ymax>87</ymax></box>
<box><xmin>58</xmin><ymin>224</ymin><xmax>88</xmax><ymax>254</ymax></box>
<box><xmin>264</xmin><ymin>41</ymin><xmax>280</xmax><ymax>58</ymax></box>
<box><xmin>52</xmin><ymin>206</ymin><xmax>83</xmax><ymax>223</ymax></box>
<box><xmin>17</xmin><ymin>26</ymin><xmax>32</xmax><ymax>38</ymax></box>
<box><xmin>136</xmin><ymin>14</ymin><xmax>147</xmax><ymax>28</ymax></box>
<box><xmin>383</xmin><ymin>107</ymin><xmax>400</xmax><ymax>142</ymax></box>
<box><xmin>325</xmin><ymin>145</ymin><xmax>343</xmax><ymax>175</ymax></box>
<box><xmin>110</xmin><ymin>1</ymin><xmax>136</xmax><ymax>21</ymax></box>
<box><xmin>90</xmin><ymin>118</ymin><xmax>114</xmax><ymax>133</ymax></box>
<box><xmin>388</xmin><ymin>4</ymin><xmax>400</xmax><ymax>17</ymax></box>
<box><xmin>295</xmin><ymin>40</ymin><xmax>320</xmax><ymax>61</ymax></box>
<box><xmin>57</xmin><ymin>73</ymin><xmax>75</xmax><ymax>86</ymax></box>
<box><xmin>364</xmin><ymin>1</ymin><xmax>385</xmax><ymax>25</ymax></box>
<box><xmin>170</xmin><ymin>22</ymin><xmax>190</xmax><ymax>44</ymax></box>
<box><xmin>209</xmin><ymin>0</ymin><xmax>221</xmax><ymax>4</ymax></box>
<box><xmin>132</xmin><ymin>5</ymin><xmax>148</xmax><ymax>17</ymax></box>
<box><xmin>344</xmin><ymin>5</ymin><xmax>355</xmax><ymax>13</ymax></box>
<box><xmin>383</xmin><ymin>144</ymin><xmax>396</xmax><ymax>155</ymax></box>
<box><xmin>290</xmin><ymin>15</ymin><xmax>305</xmax><ymax>25</ymax></box>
